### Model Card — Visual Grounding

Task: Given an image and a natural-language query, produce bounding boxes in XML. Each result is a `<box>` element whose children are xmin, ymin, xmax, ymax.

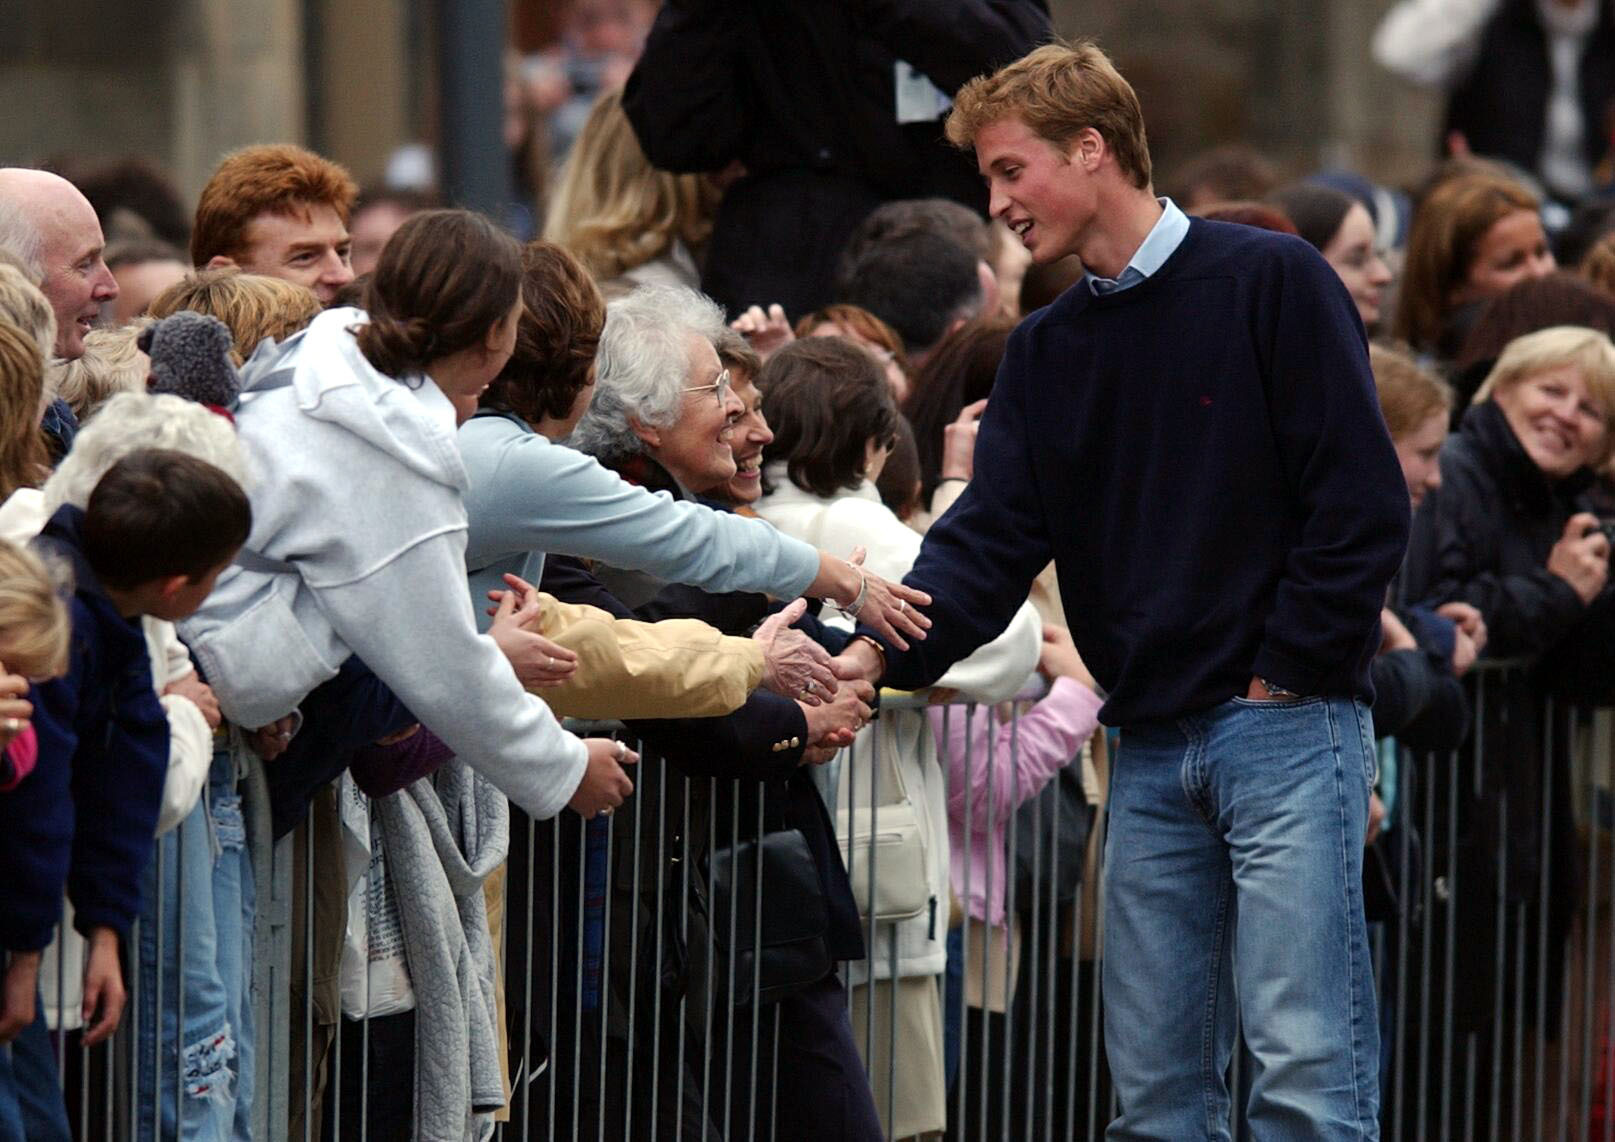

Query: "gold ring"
<box><xmin>898</xmin><ymin>599</ymin><xmax>906</xmax><ymax>614</ymax></box>
<box><xmin>614</xmin><ymin>741</ymin><xmax>626</xmax><ymax>762</ymax></box>
<box><xmin>1</xmin><ymin>717</ymin><xmax>20</xmax><ymax>735</ymax></box>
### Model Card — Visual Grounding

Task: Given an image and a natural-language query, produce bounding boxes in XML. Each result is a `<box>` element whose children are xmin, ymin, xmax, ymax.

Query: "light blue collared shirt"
<box><xmin>1084</xmin><ymin>197</ymin><xmax>1190</xmax><ymax>296</ymax></box>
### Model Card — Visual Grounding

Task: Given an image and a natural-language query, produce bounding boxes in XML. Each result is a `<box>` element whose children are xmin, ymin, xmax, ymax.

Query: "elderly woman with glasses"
<box><xmin>539</xmin><ymin>284</ymin><xmax>903</xmax><ymax>1142</ymax></box>
<box><xmin>460</xmin><ymin>263</ymin><xmax>929</xmax><ymax>663</ymax></box>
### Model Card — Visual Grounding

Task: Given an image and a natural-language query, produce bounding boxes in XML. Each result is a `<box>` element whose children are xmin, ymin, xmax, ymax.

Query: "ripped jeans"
<box><xmin>135</xmin><ymin>747</ymin><xmax>256</xmax><ymax>1141</ymax></box>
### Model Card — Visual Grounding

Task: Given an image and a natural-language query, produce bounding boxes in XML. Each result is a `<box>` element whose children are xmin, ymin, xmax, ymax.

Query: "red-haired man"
<box><xmin>192</xmin><ymin>145</ymin><xmax>358</xmax><ymax>305</ymax></box>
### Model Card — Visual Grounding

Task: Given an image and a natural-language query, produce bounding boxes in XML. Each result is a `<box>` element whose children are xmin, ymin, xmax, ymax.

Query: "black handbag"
<box><xmin>704</xmin><ymin>826</ymin><xmax>831</xmax><ymax>1006</ymax></box>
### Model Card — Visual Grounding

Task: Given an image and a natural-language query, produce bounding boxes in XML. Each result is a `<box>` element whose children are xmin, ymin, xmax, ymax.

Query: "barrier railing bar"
<box><xmin>701</xmin><ymin>775</ymin><xmax>716</xmax><ymax>1133</ymax></box>
<box><xmin>623</xmin><ymin>749</ymin><xmax>643</xmax><ymax>1142</ymax></box>
<box><xmin>1490</xmin><ymin>791</ymin><xmax>1508</xmax><ymax>1142</ymax></box>
<box><xmin>547</xmin><ymin>810</ymin><xmax>559</xmax><ymax>1140</ymax></box>
<box><xmin>1001</xmin><ymin>709</ymin><xmax>1019</xmax><ymax>1138</ymax></box>
<box><xmin>749</xmin><ymin>780</ymin><xmax>765</xmax><ymax>1142</ymax></box>
<box><xmin>596</xmin><ymin>805</ymin><xmax>613</xmax><ymax>1142</ymax></box>
<box><xmin>520</xmin><ymin>809</ymin><xmax>535</xmax><ymax>1134</ymax></box>
<box><xmin>953</xmin><ymin>703</ymin><xmax>971</xmax><ymax>1139</ymax></box>
<box><xmin>1441</xmin><ymin>743</ymin><xmax>1458</xmax><ymax>1141</ymax></box>
<box><xmin>723</xmin><ymin>783</ymin><xmax>740</xmax><ymax>1142</ymax></box>
<box><xmin>569</xmin><ymin>813</ymin><xmax>584</xmax><ymax>1142</ymax></box>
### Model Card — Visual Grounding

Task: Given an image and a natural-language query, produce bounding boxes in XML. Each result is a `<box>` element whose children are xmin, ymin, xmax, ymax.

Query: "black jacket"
<box><xmin>1444</xmin><ymin>0</ymin><xmax>1615</xmax><ymax>197</ymax></box>
<box><xmin>622</xmin><ymin>0</ymin><xmax>1050</xmax><ymax>316</ymax></box>
<box><xmin>541</xmin><ymin>464</ymin><xmax>864</xmax><ymax>962</ymax></box>
<box><xmin>1401</xmin><ymin>398</ymin><xmax>1615</xmax><ymax>1034</ymax></box>
<box><xmin>1404</xmin><ymin>400</ymin><xmax>1606</xmax><ymax>662</ymax></box>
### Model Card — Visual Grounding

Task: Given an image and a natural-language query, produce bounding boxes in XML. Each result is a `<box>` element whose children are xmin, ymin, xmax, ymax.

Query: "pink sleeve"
<box><xmin>0</xmin><ymin>724</ymin><xmax>38</xmax><ymax>791</ymax></box>
<box><xmin>932</xmin><ymin>676</ymin><xmax>1102</xmax><ymax>834</ymax></box>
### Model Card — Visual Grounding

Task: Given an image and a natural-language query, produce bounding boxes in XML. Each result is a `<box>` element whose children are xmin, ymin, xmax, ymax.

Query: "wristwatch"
<box><xmin>1258</xmin><ymin>677</ymin><xmax>1301</xmax><ymax>699</ymax></box>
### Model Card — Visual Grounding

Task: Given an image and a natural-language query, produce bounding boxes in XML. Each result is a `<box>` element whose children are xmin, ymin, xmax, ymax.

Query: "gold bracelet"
<box><xmin>849</xmin><ymin>634</ymin><xmax>887</xmax><ymax>675</ymax></box>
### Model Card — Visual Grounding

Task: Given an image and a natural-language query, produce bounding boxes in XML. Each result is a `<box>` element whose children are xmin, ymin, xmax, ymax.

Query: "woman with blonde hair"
<box><xmin>1403</xmin><ymin>325</ymin><xmax>1615</xmax><ymax>1133</ymax></box>
<box><xmin>542</xmin><ymin>87</ymin><xmax>717</xmax><ymax>291</ymax></box>
<box><xmin>0</xmin><ymin>264</ymin><xmax>54</xmax><ymax>364</ymax></box>
<box><xmin>1392</xmin><ymin>172</ymin><xmax>1555</xmax><ymax>361</ymax></box>
<box><xmin>147</xmin><ymin>267</ymin><xmax>321</xmax><ymax>363</ymax></box>
<box><xmin>0</xmin><ymin>540</ymin><xmax>69</xmax><ymax>791</ymax></box>
<box><xmin>0</xmin><ymin>321</ymin><xmax>47</xmax><ymax>504</ymax></box>
<box><xmin>48</xmin><ymin>323</ymin><xmax>151</xmax><ymax>422</ymax></box>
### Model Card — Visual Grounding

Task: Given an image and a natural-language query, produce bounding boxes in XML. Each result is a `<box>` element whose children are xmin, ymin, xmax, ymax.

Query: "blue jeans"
<box><xmin>1102</xmin><ymin>696</ymin><xmax>1380</xmax><ymax>1140</ymax></box>
<box><xmin>136</xmin><ymin>749</ymin><xmax>255</xmax><ymax>1141</ymax></box>
<box><xmin>0</xmin><ymin>992</ymin><xmax>70</xmax><ymax>1142</ymax></box>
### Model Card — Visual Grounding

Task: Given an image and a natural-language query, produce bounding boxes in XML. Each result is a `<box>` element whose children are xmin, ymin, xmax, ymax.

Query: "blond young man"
<box><xmin>838</xmin><ymin>42</ymin><xmax>1410</xmax><ymax>1138</ymax></box>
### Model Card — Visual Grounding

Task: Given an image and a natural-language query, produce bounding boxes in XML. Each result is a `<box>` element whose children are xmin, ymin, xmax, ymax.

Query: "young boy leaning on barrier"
<box><xmin>0</xmin><ymin>449</ymin><xmax>250</xmax><ymax>1128</ymax></box>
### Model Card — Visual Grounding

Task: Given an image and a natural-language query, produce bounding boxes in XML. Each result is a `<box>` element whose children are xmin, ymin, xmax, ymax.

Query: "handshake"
<box><xmin>752</xmin><ymin>598</ymin><xmax>877</xmax><ymax>766</ymax></box>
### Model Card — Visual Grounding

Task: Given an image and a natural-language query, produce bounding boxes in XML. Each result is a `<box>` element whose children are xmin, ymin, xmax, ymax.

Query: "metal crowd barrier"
<box><xmin>31</xmin><ymin>663</ymin><xmax>1615</xmax><ymax>1139</ymax></box>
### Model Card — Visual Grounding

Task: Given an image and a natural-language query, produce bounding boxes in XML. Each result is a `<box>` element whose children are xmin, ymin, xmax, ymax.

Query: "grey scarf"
<box><xmin>376</xmin><ymin>762</ymin><xmax>509</xmax><ymax>1141</ymax></box>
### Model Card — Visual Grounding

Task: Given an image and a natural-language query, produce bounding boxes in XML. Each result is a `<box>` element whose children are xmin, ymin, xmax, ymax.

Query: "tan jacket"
<box><xmin>522</xmin><ymin>592</ymin><xmax>764</xmax><ymax>719</ymax></box>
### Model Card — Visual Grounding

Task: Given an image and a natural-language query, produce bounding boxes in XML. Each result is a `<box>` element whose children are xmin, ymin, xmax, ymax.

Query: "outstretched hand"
<box><xmin>841</xmin><ymin>547</ymin><xmax>931</xmax><ymax>651</ymax></box>
<box><xmin>487</xmin><ymin>573</ymin><xmax>579</xmax><ymax>689</ymax></box>
<box><xmin>730</xmin><ymin>303</ymin><xmax>795</xmax><ymax>360</ymax></box>
<box><xmin>756</xmin><ymin>598</ymin><xmax>836</xmax><ymax>703</ymax></box>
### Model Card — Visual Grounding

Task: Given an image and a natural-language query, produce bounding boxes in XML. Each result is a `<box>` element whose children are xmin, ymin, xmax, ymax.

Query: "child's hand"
<box><xmin>0</xmin><ymin>669</ymin><xmax>32</xmax><ymax>749</ymax></box>
<box><xmin>165</xmin><ymin>672</ymin><xmax>222</xmax><ymax>730</ymax></box>
<box><xmin>1037</xmin><ymin>624</ymin><xmax>1095</xmax><ymax>690</ymax></box>
<box><xmin>81</xmin><ymin>927</ymin><xmax>125</xmax><ymax>1046</ymax></box>
<box><xmin>0</xmin><ymin>950</ymin><xmax>40</xmax><ymax>1043</ymax></box>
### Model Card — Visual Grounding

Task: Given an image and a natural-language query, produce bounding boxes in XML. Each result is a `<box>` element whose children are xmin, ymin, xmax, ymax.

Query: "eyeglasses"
<box><xmin>682</xmin><ymin>368</ymin><xmax>732</xmax><ymax>407</ymax></box>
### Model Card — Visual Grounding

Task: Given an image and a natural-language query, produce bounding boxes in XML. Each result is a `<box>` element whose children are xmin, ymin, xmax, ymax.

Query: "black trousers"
<box><xmin>321</xmin><ymin>1010</ymin><xmax>415</xmax><ymax>1142</ymax></box>
<box><xmin>716</xmin><ymin>971</ymin><xmax>884</xmax><ymax>1142</ymax></box>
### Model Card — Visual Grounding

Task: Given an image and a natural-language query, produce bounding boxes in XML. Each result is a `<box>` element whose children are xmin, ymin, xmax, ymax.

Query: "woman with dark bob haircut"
<box><xmin>754</xmin><ymin>335</ymin><xmax>1042</xmax><ymax>1137</ymax></box>
<box><xmin>761</xmin><ymin>336</ymin><xmax>899</xmax><ymax>499</ymax></box>
<box><xmin>479</xmin><ymin>241</ymin><xmax>605</xmax><ymax>436</ymax></box>
<box><xmin>181</xmin><ymin>209</ymin><xmax>638</xmax><ymax>830</ymax></box>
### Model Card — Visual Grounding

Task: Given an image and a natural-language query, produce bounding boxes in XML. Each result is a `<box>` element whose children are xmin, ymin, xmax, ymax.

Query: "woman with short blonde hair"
<box><xmin>147</xmin><ymin>268</ymin><xmax>321</xmax><ymax>363</ymax></box>
<box><xmin>1471</xmin><ymin>324</ymin><xmax>1615</xmax><ymax>463</ymax></box>
<box><xmin>48</xmin><ymin>322</ymin><xmax>151</xmax><ymax>422</ymax></box>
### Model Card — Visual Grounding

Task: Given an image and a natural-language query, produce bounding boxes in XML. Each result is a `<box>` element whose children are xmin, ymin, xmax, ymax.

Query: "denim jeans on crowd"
<box><xmin>0</xmin><ymin>992</ymin><xmax>71</xmax><ymax>1142</ymax></box>
<box><xmin>1102</xmin><ymin>696</ymin><xmax>1380</xmax><ymax>1141</ymax></box>
<box><xmin>136</xmin><ymin>747</ymin><xmax>255</xmax><ymax>1142</ymax></box>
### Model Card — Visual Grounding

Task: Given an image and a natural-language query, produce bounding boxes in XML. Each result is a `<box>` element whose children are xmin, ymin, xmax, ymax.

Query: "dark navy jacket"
<box><xmin>0</xmin><ymin>506</ymin><xmax>168</xmax><ymax>951</ymax></box>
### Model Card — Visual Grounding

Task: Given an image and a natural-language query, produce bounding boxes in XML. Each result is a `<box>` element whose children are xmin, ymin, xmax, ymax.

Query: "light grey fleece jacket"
<box><xmin>459</xmin><ymin>410</ymin><xmax>820</xmax><ymax>631</ymax></box>
<box><xmin>179</xmin><ymin>308</ymin><xmax>587</xmax><ymax>819</ymax></box>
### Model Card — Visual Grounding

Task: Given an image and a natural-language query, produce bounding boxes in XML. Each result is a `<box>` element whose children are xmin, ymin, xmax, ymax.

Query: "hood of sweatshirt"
<box><xmin>241</xmin><ymin>307</ymin><xmax>467</xmax><ymax>494</ymax></box>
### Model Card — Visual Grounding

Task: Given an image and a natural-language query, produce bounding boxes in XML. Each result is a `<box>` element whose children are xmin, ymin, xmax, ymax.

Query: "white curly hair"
<box><xmin>568</xmin><ymin>284</ymin><xmax>728</xmax><ymax>462</ymax></box>
<box><xmin>44</xmin><ymin>391</ymin><xmax>249</xmax><ymax>512</ymax></box>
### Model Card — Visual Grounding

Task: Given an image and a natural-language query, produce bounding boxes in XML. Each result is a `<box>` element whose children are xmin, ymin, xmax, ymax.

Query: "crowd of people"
<box><xmin>2</xmin><ymin>2</ymin><xmax>1615</xmax><ymax>1139</ymax></box>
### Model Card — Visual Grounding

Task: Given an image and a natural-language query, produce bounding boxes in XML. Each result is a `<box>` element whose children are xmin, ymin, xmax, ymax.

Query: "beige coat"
<box><xmin>519</xmin><ymin>592</ymin><xmax>763</xmax><ymax>719</ymax></box>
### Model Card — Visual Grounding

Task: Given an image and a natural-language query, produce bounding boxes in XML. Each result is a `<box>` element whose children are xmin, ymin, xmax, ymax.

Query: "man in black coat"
<box><xmin>621</xmin><ymin>0</ymin><xmax>1050</xmax><ymax>318</ymax></box>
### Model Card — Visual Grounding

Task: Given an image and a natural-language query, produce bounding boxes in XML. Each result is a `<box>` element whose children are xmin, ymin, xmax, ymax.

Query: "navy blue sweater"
<box><xmin>868</xmin><ymin>219</ymin><xmax>1411</xmax><ymax>724</ymax></box>
<box><xmin>0</xmin><ymin>507</ymin><xmax>169</xmax><ymax>951</ymax></box>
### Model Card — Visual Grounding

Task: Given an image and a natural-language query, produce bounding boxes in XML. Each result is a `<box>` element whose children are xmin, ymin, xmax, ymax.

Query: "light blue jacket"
<box><xmin>459</xmin><ymin>410</ymin><xmax>821</xmax><ymax>631</ymax></box>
